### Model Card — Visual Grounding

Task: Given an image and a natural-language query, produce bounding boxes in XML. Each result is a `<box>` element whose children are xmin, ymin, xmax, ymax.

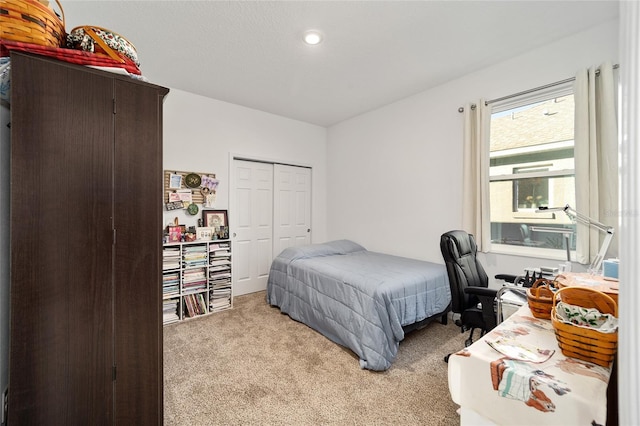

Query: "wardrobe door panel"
<box><xmin>9</xmin><ymin>53</ymin><xmax>114</xmax><ymax>424</ymax></box>
<box><xmin>113</xmin><ymin>79</ymin><xmax>167</xmax><ymax>424</ymax></box>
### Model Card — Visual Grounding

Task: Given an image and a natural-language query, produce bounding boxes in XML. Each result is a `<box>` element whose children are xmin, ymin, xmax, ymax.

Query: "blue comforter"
<box><xmin>266</xmin><ymin>240</ymin><xmax>451</xmax><ymax>371</ymax></box>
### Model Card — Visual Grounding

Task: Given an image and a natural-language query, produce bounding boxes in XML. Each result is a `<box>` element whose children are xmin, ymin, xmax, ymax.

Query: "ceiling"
<box><xmin>60</xmin><ymin>1</ymin><xmax>619</xmax><ymax>127</ymax></box>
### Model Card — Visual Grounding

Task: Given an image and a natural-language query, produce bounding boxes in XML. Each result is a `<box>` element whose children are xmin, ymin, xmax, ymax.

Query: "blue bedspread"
<box><xmin>266</xmin><ymin>240</ymin><xmax>451</xmax><ymax>371</ymax></box>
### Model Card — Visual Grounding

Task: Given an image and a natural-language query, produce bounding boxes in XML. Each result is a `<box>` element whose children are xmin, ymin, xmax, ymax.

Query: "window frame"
<box><xmin>487</xmin><ymin>83</ymin><xmax>576</xmax><ymax>259</ymax></box>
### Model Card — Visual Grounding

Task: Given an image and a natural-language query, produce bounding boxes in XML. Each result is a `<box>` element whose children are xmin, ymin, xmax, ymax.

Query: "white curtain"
<box><xmin>573</xmin><ymin>62</ymin><xmax>618</xmax><ymax>265</ymax></box>
<box><xmin>461</xmin><ymin>100</ymin><xmax>491</xmax><ymax>252</ymax></box>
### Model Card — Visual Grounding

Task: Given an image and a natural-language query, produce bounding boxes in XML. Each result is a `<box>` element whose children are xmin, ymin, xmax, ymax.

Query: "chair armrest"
<box><xmin>464</xmin><ymin>287</ymin><xmax>497</xmax><ymax>298</ymax></box>
<box><xmin>495</xmin><ymin>274</ymin><xmax>518</xmax><ymax>283</ymax></box>
<box><xmin>464</xmin><ymin>287</ymin><xmax>498</xmax><ymax>331</ymax></box>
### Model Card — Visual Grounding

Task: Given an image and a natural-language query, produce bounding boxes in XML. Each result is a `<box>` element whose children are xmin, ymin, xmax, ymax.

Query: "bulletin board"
<box><xmin>163</xmin><ymin>170</ymin><xmax>217</xmax><ymax>205</ymax></box>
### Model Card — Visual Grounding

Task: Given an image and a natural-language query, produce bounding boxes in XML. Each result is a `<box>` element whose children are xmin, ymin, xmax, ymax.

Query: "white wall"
<box><xmin>162</xmin><ymin>89</ymin><xmax>328</xmax><ymax>243</ymax></box>
<box><xmin>326</xmin><ymin>19</ymin><xmax>619</xmax><ymax>285</ymax></box>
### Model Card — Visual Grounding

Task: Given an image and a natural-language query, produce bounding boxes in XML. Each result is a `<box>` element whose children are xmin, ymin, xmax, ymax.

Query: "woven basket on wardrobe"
<box><xmin>0</xmin><ymin>0</ymin><xmax>65</xmax><ymax>48</ymax></box>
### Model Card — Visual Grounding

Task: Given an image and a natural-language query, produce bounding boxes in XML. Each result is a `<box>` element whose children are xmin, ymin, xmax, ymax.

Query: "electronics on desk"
<box><xmin>522</xmin><ymin>267</ymin><xmax>557</xmax><ymax>287</ymax></box>
<box><xmin>603</xmin><ymin>258</ymin><xmax>619</xmax><ymax>279</ymax></box>
<box><xmin>524</xmin><ymin>266</ymin><xmax>558</xmax><ymax>276</ymax></box>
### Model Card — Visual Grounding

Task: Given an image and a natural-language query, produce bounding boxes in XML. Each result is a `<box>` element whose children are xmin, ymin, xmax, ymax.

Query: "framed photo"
<box><xmin>196</xmin><ymin>227</ymin><xmax>216</xmax><ymax>241</ymax></box>
<box><xmin>218</xmin><ymin>225</ymin><xmax>229</xmax><ymax>240</ymax></box>
<box><xmin>203</xmin><ymin>210</ymin><xmax>228</xmax><ymax>229</ymax></box>
<box><xmin>167</xmin><ymin>226</ymin><xmax>183</xmax><ymax>242</ymax></box>
<box><xmin>165</xmin><ymin>201</ymin><xmax>184</xmax><ymax>211</ymax></box>
<box><xmin>169</xmin><ymin>173</ymin><xmax>183</xmax><ymax>189</ymax></box>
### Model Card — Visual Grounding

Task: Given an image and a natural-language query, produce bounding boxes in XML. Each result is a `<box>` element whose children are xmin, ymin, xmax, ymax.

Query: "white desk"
<box><xmin>448</xmin><ymin>304</ymin><xmax>613</xmax><ymax>425</ymax></box>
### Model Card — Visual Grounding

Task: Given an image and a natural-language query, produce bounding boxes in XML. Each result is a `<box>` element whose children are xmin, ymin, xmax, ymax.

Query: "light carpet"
<box><xmin>164</xmin><ymin>290</ymin><xmax>466</xmax><ymax>425</ymax></box>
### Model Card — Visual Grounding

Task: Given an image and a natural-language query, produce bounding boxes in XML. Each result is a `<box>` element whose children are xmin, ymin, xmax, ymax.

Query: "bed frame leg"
<box><xmin>441</xmin><ymin>312</ymin><xmax>448</xmax><ymax>325</ymax></box>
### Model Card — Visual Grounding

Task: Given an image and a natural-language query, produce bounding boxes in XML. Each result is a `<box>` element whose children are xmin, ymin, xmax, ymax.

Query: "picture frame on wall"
<box><xmin>202</xmin><ymin>210</ymin><xmax>228</xmax><ymax>229</ymax></box>
<box><xmin>169</xmin><ymin>173</ymin><xmax>183</xmax><ymax>189</ymax></box>
<box><xmin>196</xmin><ymin>227</ymin><xmax>216</xmax><ymax>241</ymax></box>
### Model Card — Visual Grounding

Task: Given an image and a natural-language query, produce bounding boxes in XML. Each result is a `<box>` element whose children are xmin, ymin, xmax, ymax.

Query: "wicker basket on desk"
<box><xmin>551</xmin><ymin>286</ymin><xmax>617</xmax><ymax>367</ymax></box>
<box><xmin>527</xmin><ymin>278</ymin><xmax>556</xmax><ymax>319</ymax></box>
<box><xmin>0</xmin><ymin>0</ymin><xmax>65</xmax><ymax>48</ymax></box>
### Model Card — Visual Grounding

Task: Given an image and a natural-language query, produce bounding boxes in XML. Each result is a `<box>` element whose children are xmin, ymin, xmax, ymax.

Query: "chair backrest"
<box><xmin>520</xmin><ymin>224</ymin><xmax>532</xmax><ymax>244</ymax></box>
<box><xmin>440</xmin><ymin>230</ymin><xmax>489</xmax><ymax>314</ymax></box>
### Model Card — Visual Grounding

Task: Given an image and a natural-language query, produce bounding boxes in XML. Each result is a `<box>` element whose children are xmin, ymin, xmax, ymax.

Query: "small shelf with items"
<box><xmin>161</xmin><ymin>239</ymin><xmax>232</xmax><ymax>325</ymax></box>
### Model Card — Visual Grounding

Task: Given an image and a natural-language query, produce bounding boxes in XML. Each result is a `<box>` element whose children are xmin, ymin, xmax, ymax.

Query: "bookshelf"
<box><xmin>162</xmin><ymin>240</ymin><xmax>232</xmax><ymax>325</ymax></box>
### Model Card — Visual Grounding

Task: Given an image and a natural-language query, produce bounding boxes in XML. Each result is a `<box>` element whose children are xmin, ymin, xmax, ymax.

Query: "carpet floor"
<box><xmin>164</xmin><ymin>291</ymin><xmax>466</xmax><ymax>425</ymax></box>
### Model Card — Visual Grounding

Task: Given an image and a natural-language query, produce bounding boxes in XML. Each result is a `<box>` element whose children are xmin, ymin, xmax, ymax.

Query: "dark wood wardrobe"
<box><xmin>8</xmin><ymin>52</ymin><xmax>168</xmax><ymax>424</ymax></box>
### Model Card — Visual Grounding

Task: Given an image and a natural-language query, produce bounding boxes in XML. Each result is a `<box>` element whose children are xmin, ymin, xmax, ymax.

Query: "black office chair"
<box><xmin>440</xmin><ymin>230</ymin><xmax>520</xmax><ymax>362</ymax></box>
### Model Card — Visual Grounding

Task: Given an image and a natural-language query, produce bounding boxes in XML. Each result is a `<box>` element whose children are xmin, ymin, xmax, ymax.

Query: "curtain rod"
<box><xmin>457</xmin><ymin>63</ymin><xmax>619</xmax><ymax>113</ymax></box>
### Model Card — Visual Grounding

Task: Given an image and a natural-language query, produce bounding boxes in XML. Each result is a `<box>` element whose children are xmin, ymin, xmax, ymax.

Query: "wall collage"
<box><xmin>163</xmin><ymin>170</ymin><xmax>229</xmax><ymax>243</ymax></box>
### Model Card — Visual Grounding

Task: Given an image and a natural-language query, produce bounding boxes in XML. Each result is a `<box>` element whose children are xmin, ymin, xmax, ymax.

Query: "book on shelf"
<box><xmin>163</xmin><ymin>247</ymin><xmax>181</xmax><ymax>270</ymax></box>
<box><xmin>162</xmin><ymin>286</ymin><xmax>180</xmax><ymax>298</ymax></box>
<box><xmin>183</xmin><ymin>294</ymin><xmax>196</xmax><ymax>318</ymax></box>
<box><xmin>183</xmin><ymin>269</ymin><xmax>206</xmax><ymax>280</ymax></box>
<box><xmin>210</xmin><ymin>300</ymin><xmax>231</xmax><ymax>312</ymax></box>
<box><xmin>210</xmin><ymin>277</ymin><xmax>231</xmax><ymax>285</ymax></box>
<box><xmin>197</xmin><ymin>293</ymin><xmax>208</xmax><ymax>315</ymax></box>
<box><xmin>182</xmin><ymin>293</ymin><xmax>209</xmax><ymax>317</ymax></box>
<box><xmin>163</xmin><ymin>299</ymin><xmax>180</xmax><ymax>324</ymax></box>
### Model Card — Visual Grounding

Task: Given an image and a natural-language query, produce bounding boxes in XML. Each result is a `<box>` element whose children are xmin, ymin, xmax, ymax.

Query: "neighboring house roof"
<box><xmin>490</xmin><ymin>94</ymin><xmax>574</xmax><ymax>151</ymax></box>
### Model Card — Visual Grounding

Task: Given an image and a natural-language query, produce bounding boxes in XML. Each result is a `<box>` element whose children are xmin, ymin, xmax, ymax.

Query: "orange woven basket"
<box><xmin>551</xmin><ymin>286</ymin><xmax>617</xmax><ymax>367</ymax></box>
<box><xmin>526</xmin><ymin>278</ymin><xmax>555</xmax><ymax>319</ymax></box>
<box><xmin>0</xmin><ymin>0</ymin><xmax>65</xmax><ymax>48</ymax></box>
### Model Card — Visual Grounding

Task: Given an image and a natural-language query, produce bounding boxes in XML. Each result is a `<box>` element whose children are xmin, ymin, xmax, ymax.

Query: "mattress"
<box><xmin>266</xmin><ymin>240</ymin><xmax>451</xmax><ymax>370</ymax></box>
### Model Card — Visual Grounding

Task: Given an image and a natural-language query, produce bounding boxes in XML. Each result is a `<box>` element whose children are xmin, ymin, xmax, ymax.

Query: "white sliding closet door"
<box><xmin>233</xmin><ymin>160</ymin><xmax>274</xmax><ymax>295</ymax></box>
<box><xmin>232</xmin><ymin>159</ymin><xmax>312</xmax><ymax>296</ymax></box>
<box><xmin>273</xmin><ymin>164</ymin><xmax>311</xmax><ymax>256</ymax></box>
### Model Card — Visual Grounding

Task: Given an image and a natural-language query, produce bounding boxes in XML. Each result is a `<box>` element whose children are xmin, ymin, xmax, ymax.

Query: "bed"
<box><xmin>266</xmin><ymin>239</ymin><xmax>451</xmax><ymax>371</ymax></box>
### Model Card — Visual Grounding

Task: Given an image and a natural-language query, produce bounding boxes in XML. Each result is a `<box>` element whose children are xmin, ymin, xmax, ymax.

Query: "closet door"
<box><xmin>273</xmin><ymin>164</ymin><xmax>311</xmax><ymax>254</ymax></box>
<box><xmin>10</xmin><ymin>53</ymin><xmax>114</xmax><ymax>424</ymax></box>
<box><xmin>233</xmin><ymin>160</ymin><xmax>273</xmax><ymax>295</ymax></box>
<box><xmin>113</xmin><ymin>79</ymin><xmax>167</xmax><ymax>424</ymax></box>
<box><xmin>233</xmin><ymin>161</ymin><xmax>312</xmax><ymax>296</ymax></box>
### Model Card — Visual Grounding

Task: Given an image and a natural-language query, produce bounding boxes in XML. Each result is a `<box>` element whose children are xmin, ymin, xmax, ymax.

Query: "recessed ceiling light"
<box><xmin>303</xmin><ymin>30</ymin><xmax>323</xmax><ymax>46</ymax></box>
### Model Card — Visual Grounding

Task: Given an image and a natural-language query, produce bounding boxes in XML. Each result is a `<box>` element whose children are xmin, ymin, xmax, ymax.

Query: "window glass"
<box><xmin>489</xmin><ymin>93</ymin><xmax>576</xmax><ymax>254</ymax></box>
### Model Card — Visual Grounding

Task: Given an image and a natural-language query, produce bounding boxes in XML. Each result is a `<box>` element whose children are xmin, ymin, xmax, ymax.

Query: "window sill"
<box><xmin>490</xmin><ymin>243</ymin><xmax>572</xmax><ymax>261</ymax></box>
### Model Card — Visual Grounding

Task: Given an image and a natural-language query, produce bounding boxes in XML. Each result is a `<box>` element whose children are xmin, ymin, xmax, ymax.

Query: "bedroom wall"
<box><xmin>162</xmin><ymin>89</ymin><xmax>328</xmax><ymax>242</ymax></box>
<box><xmin>326</xmin><ymin>19</ymin><xmax>619</xmax><ymax>285</ymax></box>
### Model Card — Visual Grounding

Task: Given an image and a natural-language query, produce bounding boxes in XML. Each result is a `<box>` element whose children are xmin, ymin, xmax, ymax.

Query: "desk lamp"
<box><xmin>528</xmin><ymin>226</ymin><xmax>573</xmax><ymax>263</ymax></box>
<box><xmin>536</xmin><ymin>204</ymin><xmax>615</xmax><ymax>274</ymax></box>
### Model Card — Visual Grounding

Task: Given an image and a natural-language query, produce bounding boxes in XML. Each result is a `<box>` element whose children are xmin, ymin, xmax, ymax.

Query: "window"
<box><xmin>513</xmin><ymin>166</ymin><xmax>550</xmax><ymax>210</ymax></box>
<box><xmin>489</xmin><ymin>89</ymin><xmax>577</xmax><ymax>256</ymax></box>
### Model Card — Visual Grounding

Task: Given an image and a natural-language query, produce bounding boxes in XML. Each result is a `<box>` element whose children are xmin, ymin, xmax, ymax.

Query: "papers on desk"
<box><xmin>486</xmin><ymin>338</ymin><xmax>555</xmax><ymax>363</ymax></box>
<box><xmin>501</xmin><ymin>289</ymin><xmax>527</xmax><ymax>305</ymax></box>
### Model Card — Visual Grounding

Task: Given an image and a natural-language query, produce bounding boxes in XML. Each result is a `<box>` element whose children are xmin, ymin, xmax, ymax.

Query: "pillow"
<box><xmin>324</xmin><ymin>239</ymin><xmax>366</xmax><ymax>254</ymax></box>
<box><xmin>276</xmin><ymin>240</ymin><xmax>366</xmax><ymax>262</ymax></box>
